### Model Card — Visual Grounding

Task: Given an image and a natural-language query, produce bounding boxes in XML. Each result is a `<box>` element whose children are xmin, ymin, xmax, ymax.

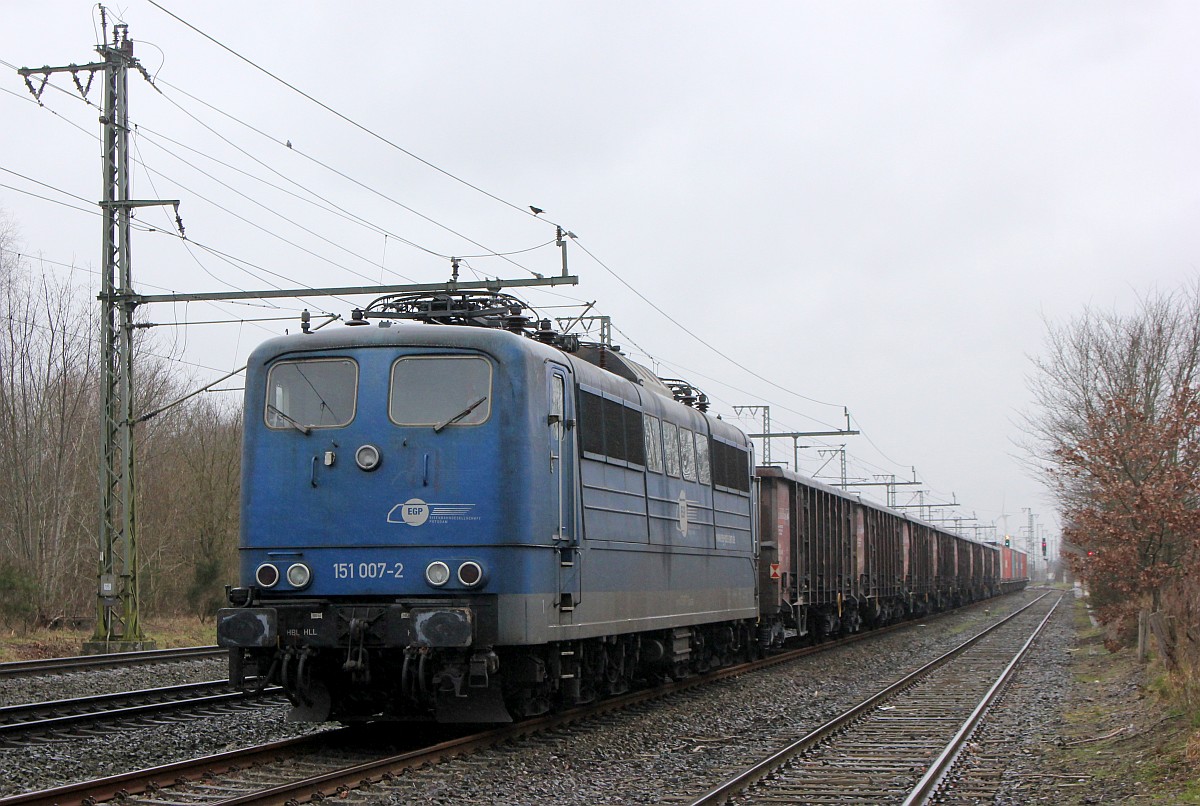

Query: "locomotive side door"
<box><xmin>548</xmin><ymin>363</ymin><xmax>581</xmax><ymax>614</ymax></box>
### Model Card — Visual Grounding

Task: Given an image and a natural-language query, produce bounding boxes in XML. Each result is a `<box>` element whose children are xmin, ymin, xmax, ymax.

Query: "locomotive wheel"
<box><xmin>602</xmin><ymin>641</ymin><xmax>630</xmax><ymax>695</ymax></box>
<box><xmin>692</xmin><ymin>631</ymin><xmax>710</xmax><ymax>673</ymax></box>
<box><xmin>289</xmin><ymin>678</ymin><xmax>332</xmax><ymax>722</ymax></box>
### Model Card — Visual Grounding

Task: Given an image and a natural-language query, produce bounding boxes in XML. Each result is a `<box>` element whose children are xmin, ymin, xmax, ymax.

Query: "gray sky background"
<box><xmin>2</xmin><ymin>1</ymin><xmax>1198</xmax><ymax>551</ymax></box>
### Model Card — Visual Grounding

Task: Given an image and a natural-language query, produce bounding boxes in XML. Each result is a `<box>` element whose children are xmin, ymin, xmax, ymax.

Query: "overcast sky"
<box><xmin>2</xmin><ymin>1</ymin><xmax>1197</xmax><ymax>551</ymax></box>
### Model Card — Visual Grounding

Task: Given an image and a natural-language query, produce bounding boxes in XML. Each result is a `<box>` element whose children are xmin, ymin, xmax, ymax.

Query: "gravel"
<box><xmin>0</xmin><ymin>655</ymin><xmax>229</xmax><ymax>707</ymax></box>
<box><xmin>917</xmin><ymin>591</ymin><xmax>1078</xmax><ymax>804</ymax></box>
<box><xmin>0</xmin><ymin>590</ymin><xmax>1077</xmax><ymax>803</ymax></box>
<box><xmin>0</xmin><ymin>656</ymin><xmax>324</xmax><ymax>797</ymax></box>
<box><xmin>367</xmin><ymin>590</ymin><xmax>1059</xmax><ymax>804</ymax></box>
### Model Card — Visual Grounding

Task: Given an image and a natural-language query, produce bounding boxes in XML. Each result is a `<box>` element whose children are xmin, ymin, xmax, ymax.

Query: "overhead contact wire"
<box><xmin>155</xmin><ymin>78</ymin><xmax>549</xmax><ymax>278</ymax></box>
<box><xmin>145</xmin><ymin>0</ymin><xmax>541</xmax><ymax>222</ymax></box>
<box><xmin>3</xmin><ymin>77</ymin><xmax>346</xmax><ymax>311</ymax></box>
<box><xmin>573</xmin><ymin>239</ymin><xmax>845</xmax><ymax>411</ymax></box>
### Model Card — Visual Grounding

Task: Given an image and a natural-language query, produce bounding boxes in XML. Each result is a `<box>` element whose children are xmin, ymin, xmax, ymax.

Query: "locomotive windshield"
<box><xmin>265</xmin><ymin>358</ymin><xmax>358</xmax><ymax>430</ymax></box>
<box><xmin>389</xmin><ymin>355</ymin><xmax>492</xmax><ymax>428</ymax></box>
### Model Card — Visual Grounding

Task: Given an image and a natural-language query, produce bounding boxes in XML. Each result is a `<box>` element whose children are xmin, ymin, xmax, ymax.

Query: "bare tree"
<box><xmin>137</xmin><ymin>393</ymin><xmax>242</xmax><ymax>618</ymax></box>
<box><xmin>0</xmin><ymin>220</ymin><xmax>99</xmax><ymax>626</ymax></box>
<box><xmin>1054</xmin><ymin>389</ymin><xmax>1200</xmax><ymax>605</ymax></box>
<box><xmin>1026</xmin><ymin>282</ymin><xmax>1200</xmax><ymax>501</ymax></box>
<box><xmin>1025</xmin><ymin>279</ymin><xmax>1200</xmax><ymax>661</ymax></box>
<box><xmin>0</xmin><ymin>212</ymin><xmax>246</xmax><ymax>628</ymax></box>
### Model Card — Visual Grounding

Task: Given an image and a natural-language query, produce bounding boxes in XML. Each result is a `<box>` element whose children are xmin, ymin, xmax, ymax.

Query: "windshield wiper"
<box><xmin>434</xmin><ymin>396</ymin><xmax>487</xmax><ymax>433</ymax></box>
<box><xmin>267</xmin><ymin>404</ymin><xmax>312</xmax><ymax>435</ymax></box>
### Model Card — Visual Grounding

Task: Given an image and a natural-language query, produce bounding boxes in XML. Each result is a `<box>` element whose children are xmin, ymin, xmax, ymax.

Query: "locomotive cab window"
<box><xmin>390</xmin><ymin>355</ymin><xmax>492</xmax><ymax>427</ymax></box>
<box><xmin>265</xmin><ymin>358</ymin><xmax>357</xmax><ymax>430</ymax></box>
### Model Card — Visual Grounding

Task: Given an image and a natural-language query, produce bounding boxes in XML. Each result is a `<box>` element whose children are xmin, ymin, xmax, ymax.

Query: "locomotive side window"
<box><xmin>712</xmin><ymin>439</ymin><xmax>751</xmax><ymax>492</ymax></box>
<box><xmin>680</xmin><ymin>428</ymin><xmax>697</xmax><ymax>481</ymax></box>
<box><xmin>265</xmin><ymin>358</ymin><xmax>357</xmax><ymax>430</ymax></box>
<box><xmin>578</xmin><ymin>389</ymin><xmax>646</xmax><ymax>466</ymax></box>
<box><xmin>695</xmin><ymin>433</ymin><xmax>712</xmax><ymax>485</ymax></box>
<box><xmin>623</xmin><ymin>405</ymin><xmax>646</xmax><ymax>465</ymax></box>
<box><xmin>389</xmin><ymin>356</ymin><xmax>492</xmax><ymax>427</ymax></box>
<box><xmin>580</xmin><ymin>391</ymin><xmax>605</xmax><ymax>454</ymax></box>
<box><xmin>663</xmin><ymin>421</ymin><xmax>681</xmax><ymax>477</ymax></box>
<box><xmin>643</xmin><ymin>416</ymin><xmax>664</xmax><ymax>473</ymax></box>
<box><xmin>602</xmin><ymin>395</ymin><xmax>626</xmax><ymax>458</ymax></box>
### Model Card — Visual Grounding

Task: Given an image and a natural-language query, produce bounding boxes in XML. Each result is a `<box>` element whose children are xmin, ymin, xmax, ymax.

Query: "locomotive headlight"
<box><xmin>457</xmin><ymin>561</ymin><xmax>485</xmax><ymax>587</ymax></box>
<box><xmin>355</xmin><ymin>444</ymin><xmax>382</xmax><ymax>471</ymax></box>
<box><xmin>425</xmin><ymin>561</ymin><xmax>451</xmax><ymax>587</ymax></box>
<box><xmin>255</xmin><ymin>563</ymin><xmax>280</xmax><ymax>588</ymax></box>
<box><xmin>286</xmin><ymin>562</ymin><xmax>312</xmax><ymax>589</ymax></box>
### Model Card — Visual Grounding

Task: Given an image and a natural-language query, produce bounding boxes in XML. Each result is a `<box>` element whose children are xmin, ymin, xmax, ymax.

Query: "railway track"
<box><xmin>688</xmin><ymin>591</ymin><xmax>1062</xmax><ymax>805</ymax></box>
<box><xmin>1</xmin><ymin>613</ymin><xmax>935</xmax><ymax>806</ymax></box>
<box><xmin>1</xmin><ymin>596</ymin><xmax>1035</xmax><ymax>805</ymax></box>
<box><xmin>0</xmin><ymin>646</ymin><xmax>224</xmax><ymax>678</ymax></box>
<box><xmin>0</xmin><ymin>680</ymin><xmax>282</xmax><ymax>744</ymax></box>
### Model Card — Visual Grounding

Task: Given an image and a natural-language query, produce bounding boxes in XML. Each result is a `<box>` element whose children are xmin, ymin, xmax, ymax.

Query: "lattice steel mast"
<box><xmin>22</xmin><ymin>12</ymin><xmax>579</xmax><ymax>655</ymax></box>
<box><xmin>21</xmin><ymin>10</ymin><xmax>175</xmax><ymax>651</ymax></box>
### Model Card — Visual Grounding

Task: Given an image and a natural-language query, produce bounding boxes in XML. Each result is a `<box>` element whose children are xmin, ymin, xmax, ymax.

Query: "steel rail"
<box><xmin>0</xmin><ymin>594</ymin><xmax>1026</xmax><ymax>806</ymax></box>
<box><xmin>687</xmin><ymin>592</ymin><xmax>1055</xmax><ymax>805</ymax></box>
<box><xmin>0</xmin><ymin>645</ymin><xmax>223</xmax><ymax>678</ymax></box>
<box><xmin>901</xmin><ymin>594</ymin><xmax>1063</xmax><ymax>805</ymax></box>
<box><xmin>0</xmin><ymin>680</ymin><xmax>281</xmax><ymax>738</ymax></box>
<box><xmin>0</xmin><ymin>731</ymin><xmax>349</xmax><ymax>806</ymax></box>
<box><xmin>133</xmin><ymin>601</ymin><xmax>1022</xmax><ymax>806</ymax></box>
<box><xmin>0</xmin><ymin>638</ymin><xmax>855</xmax><ymax>806</ymax></box>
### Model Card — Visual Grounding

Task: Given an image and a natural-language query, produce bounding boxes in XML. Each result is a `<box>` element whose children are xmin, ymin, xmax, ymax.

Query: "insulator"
<box><xmin>660</xmin><ymin>378</ymin><xmax>709</xmax><ymax>411</ymax></box>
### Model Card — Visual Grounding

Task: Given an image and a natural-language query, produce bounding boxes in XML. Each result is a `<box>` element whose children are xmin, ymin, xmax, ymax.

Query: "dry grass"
<box><xmin>0</xmin><ymin>616</ymin><xmax>217</xmax><ymax>662</ymax></box>
<box><xmin>1036</xmin><ymin>597</ymin><xmax>1200</xmax><ymax>803</ymax></box>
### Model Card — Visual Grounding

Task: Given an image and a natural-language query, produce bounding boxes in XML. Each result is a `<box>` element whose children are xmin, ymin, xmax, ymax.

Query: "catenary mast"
<box><xmin>20</xmin><ymin>10</ymin><xmax>578</xmax><ymax>654</ymax></box>
<box><xmin>20</xmin><ymin>9</ymin><xmax>175</xmax><ymax>651</ymax></box>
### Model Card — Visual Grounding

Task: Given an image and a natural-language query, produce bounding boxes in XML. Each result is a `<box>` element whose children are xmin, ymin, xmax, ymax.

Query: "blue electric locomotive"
<box><xmin>217</xmin><ymin>292</ymin><xmax>760</xmax><ymax>722</ymax></box>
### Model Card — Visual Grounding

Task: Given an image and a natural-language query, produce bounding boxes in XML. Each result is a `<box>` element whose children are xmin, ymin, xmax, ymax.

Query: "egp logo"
<box><xmin>400</xmin><ymin>498</ymin><xmax>429</xmax><ymax>526</ymax></box>
<box><xmin>677</xmin><ymin>490</ymin><xmax>690</xmax><ymax>534</ymax></box>
<box><xmin>387</xmin><ymin>498</ymin><xmax>476</xmax><ymax>526</ymax></box>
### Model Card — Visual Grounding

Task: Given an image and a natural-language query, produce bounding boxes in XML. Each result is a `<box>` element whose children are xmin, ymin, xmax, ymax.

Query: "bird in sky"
<box><xmin>529</xmin><ymin>206</ymin><xmax>544</xmax><ymax>215</ymax></box>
